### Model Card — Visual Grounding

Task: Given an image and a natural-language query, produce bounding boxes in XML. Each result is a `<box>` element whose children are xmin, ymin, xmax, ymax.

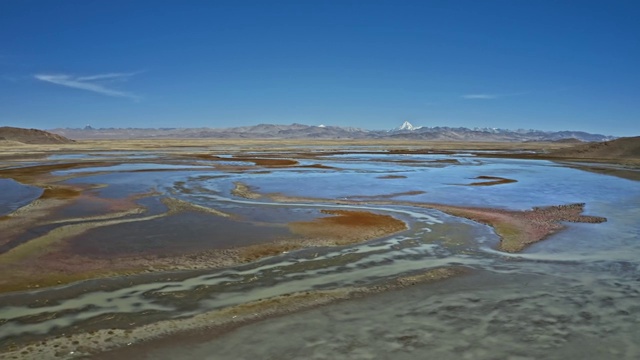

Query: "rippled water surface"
<box><xmin>1</xmin><ymin>151</ymin><xmax>639</xmax><ymax>359</ymax></box>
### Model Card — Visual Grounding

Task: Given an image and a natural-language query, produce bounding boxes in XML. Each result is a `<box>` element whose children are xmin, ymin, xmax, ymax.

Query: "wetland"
<box><xmin>0</xmin><ymin>139</ymin><xmax>639</xmax><ymax>359</ymax></box>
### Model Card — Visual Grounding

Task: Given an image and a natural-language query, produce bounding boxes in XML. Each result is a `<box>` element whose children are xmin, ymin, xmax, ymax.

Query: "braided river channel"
<box><xmin>1</xmin><ymin>147</ymin><xmax>639</xmax><ymax>359</ymax></box>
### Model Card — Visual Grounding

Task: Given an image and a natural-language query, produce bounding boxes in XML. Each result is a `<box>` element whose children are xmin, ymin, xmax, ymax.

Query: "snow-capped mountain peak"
<box><xmin>397</xmin><ymin>121</ymin><xmax>417</xmax><ymax>131</ymax></box>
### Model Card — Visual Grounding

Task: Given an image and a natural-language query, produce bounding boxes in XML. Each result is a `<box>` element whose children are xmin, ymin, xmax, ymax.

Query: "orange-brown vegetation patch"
<box><xmin>350</xmin><ymin>190</ymin><xmax>425</xmax><ymax>200</ymax></box>
<box><xmin>187</xmin><ymin>154</ymin><xmax>300</xmax><ymax>167</ymax></box>
<box><xmin>289</xmin><ymin>210</ymin><xmax>407</xmax><ymax>245</ymax></box>
<box><xmin>190</xmin><ymin>154</ymin><xmax>221</xmax><ymax>160</ymax></box>
<box><xmin>0</xmin><ymin>161</ymin><xmax>116</xmax><ymax>183</ymax></box>
<box><xmin>39</xmin><ymin>185</ymin><xmax>82</xmax><ymax>199</ymax></box>
<box><xmin>392</xmin><ymin>158</ymin><xmax>460</xmax><ymax>165</ymax></box>
<box><xmin>0</xmin><ymin>185</ymin><xmax>108</xmax><ymax>247</ymax></box>
<box><xmin>0</xmin><ymin>257</ymin><xmax>143</xmax><ymax>293</ymax></box>
<box><xmin>468</xmin><ymin>175</ymin><xmax>518</xmax><ymax>186</ymax></box>
<box><xmin>377</xmin><ymin>175</ymin><xmax>407</xmax><ymax>179</ymax></box>
<box><xmin>234</xmin><ymin>210</ymin><xmax>408</xmax><ymax>262</ymax></box>
<box><xmin>0</xmin><ymin>207</ymin><xmax>408</xmax><ymax>292</ymax></box>
<box><xmin>0</xmin><ymin>199</ymin><xmax>231</xmax><ymax>292</ymax></box>
<box><xmin>421</xmin><ymin>202</ymin><xmax>606</xmax><ymax>252</ymax></box>
<box><xmin>237</xmin><ymin>241</ymin><xmax>303</xmax><ymax>262</ymax></box>
<box><xmin>223</xmin><ymin>183</ymin><xmax>607</xmax><ymax>253</ymax></box>
<box><xmin>297</xmin><ymin>163</ymin><xmax>337</xmax><ymax>169</ymax></box>
<box><xmin>388</xmin><ymin>149</ymin><xmax>454</xmax><ymax>155</ymax></box>
<box><xmin>0</xmin><ymin>187</ymin><xmax>154</xmax><ymax>258</ymax></box>
<box><xmin>432</xmin><ymin>159</ymin><xmax>462</xmax><ymax>164</ymax></box>
<box><xmin>250</xmin><ymin>158</ymin><xmax>299</xmax><ymax>166</ymax></box>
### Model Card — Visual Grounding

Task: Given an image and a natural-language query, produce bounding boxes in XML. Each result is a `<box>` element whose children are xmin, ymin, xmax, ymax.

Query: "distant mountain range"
<box><xmin>49</xmin><ymin>122</ymin><xmax>616</xmax><ymax>142</ymax></box>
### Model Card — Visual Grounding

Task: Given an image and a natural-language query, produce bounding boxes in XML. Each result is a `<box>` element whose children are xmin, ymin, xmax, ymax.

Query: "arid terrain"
<box><xmin>0</xmin><ymin>127</ymin><xmax>73</xmax><ymax>145</ymax></box>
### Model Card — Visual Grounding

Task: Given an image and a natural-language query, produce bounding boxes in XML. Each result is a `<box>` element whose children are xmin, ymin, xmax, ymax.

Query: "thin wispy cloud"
<box><xmin>462</xmin><ymin>91</ymin><xmax>529</xmax><ymax>100</ymax></box>
<box><xmin>34</xmin><ymin>72</ymin><xmax>140</xmax><ymax>100</ymax></box>
<box><xmin>77</xmin><ymin>72</ymin><xmax>139</xmax><ymax>81</ymax></box>
<box><xmin>462</xmin><ymin>94</ymin><xmax>499</xmax><ymax>100</ymax></box>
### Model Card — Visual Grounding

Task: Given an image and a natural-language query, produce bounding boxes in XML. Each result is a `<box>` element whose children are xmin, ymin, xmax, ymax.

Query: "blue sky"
<box><xmin>1</xmin><ymin>0</ymin><xmax>638</xmax><ymax>135</ymax></box>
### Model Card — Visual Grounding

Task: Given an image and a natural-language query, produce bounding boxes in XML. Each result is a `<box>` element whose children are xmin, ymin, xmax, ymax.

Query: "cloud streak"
<box><xmin>462</xmin><ymin>94</ymin><xmax>499</xmax><ymax>100</ymax></box>
<box><xmin>462</xmin><ymin>91</ymin><xmax>529</xmax><ymax>100</ymax></box>
<box><xmin>34</xmin><ymin>72</ymin><xmax>139</xmax><ymax>100</ymax></box>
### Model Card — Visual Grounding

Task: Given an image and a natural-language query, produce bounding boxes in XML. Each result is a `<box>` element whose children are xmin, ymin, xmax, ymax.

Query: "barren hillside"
<box><xmin>549</xmin><ymin>136</ymin><xmax>640</xmax><ymax>160</ymax></box>
<box><xmin>0</xmin><ymin>127</ymin><xmax>74</xmax><ymax>144</ymax></box>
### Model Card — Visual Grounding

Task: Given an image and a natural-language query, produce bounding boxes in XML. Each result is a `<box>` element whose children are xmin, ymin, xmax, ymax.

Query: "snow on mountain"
<box><xmin>397</xmin><ymin>121</ymin><xmax>418</xmax><ymax>131</ymax></box>
<box><xmin>50</xmin><ymin>122</ymin><xmax>615</xmax><ymax>142</ymax></box>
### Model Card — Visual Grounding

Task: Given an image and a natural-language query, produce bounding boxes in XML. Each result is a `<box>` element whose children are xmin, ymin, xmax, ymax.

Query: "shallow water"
<box><xmin>48</xmin><ymin>152</ymin><xmax>159</xmax><ymax>161</ymax></box>
<box><xmin>53</xmin><ymin>163</ymin><xmax>211</xmax><ymax>175</ymax></box>
<box><xmin>0</xmin><ymin>151</ymin><xmax>639</xmax><ymax>359</ymax></box>
<box><xmin>0</xmin><ymin>179</ymin><xmax>42</xmax><ymax>216</ymax></box>
<box><xmin>147</xmin><ymin>268</ymin><xmax>639</xmax><ymax>360</ymax></box>
<box><xmin>237</xmin><ymin>156</ymin><xmax>636</xmax><ymax>209</ymax></box>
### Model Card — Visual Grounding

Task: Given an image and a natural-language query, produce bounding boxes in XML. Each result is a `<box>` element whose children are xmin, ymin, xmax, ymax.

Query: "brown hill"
<box><xmin>0</xmin><ymin>127</ymin><xmax>74</xmax><ymax>144</ymax></box>
<box><xmin>549</xmin><ymin>136</ymin><xmax>640</xmax><ymax>160</ymax></box>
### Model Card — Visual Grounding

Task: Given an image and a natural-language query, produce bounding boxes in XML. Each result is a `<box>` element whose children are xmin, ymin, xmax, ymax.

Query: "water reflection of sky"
<box><xmin>185</xmin><ymin>154</ymin><xmax>640</xmax><ymax>263</ymax></box>
<box><xmin>0</xmin><ymin>178</ymin><xmax>42</xmax><ymax>215</ymax></box>
<box><xmin>64</xmin><ymin>170</ymin><xmax>217</xmax><ymax>198</ymax></box>
<box><xmin>54</xmin><ymin>163</ymin><xmax>211</xmax><ymax>175</ymax></box>
<box><xmin>55</xmin><ymin>153</ymin><xmax>640</xmax><ymax>256</ymax></box>
<box><xmin>225</xmin><ymin>157</ymin><xmax>640</xmax><ymax>210</ymax></box>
